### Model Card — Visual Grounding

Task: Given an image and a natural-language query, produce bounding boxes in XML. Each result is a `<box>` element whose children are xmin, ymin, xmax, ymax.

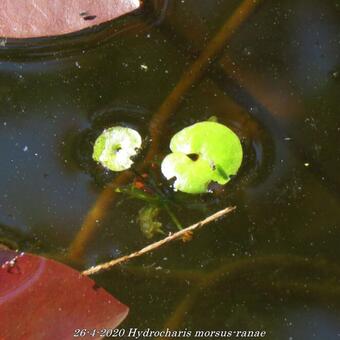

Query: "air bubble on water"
<box><xmin>0</xmin><ymin>38</ymin><xmax>7</xmax><ymax>47</ymax></box>
<box><xmin>243</xmin><ymin>47</ymin><xmax>252</xmax><ymax>56</ymax></box>
<box><xmin>140</xmin><ymin>64</ymin><xmax>148</xmax><ymax>71</ymax></box>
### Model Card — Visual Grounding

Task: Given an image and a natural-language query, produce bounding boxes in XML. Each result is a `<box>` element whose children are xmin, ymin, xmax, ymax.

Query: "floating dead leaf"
<box><xmin>0</xmin><ymin>249</ymin><xmax>129</xmax><ymax>339</ymax></box>
<box><xmin>0</xmin><ymin>0</ymin><xmax>140</xmax><ymax>39</ymax></box>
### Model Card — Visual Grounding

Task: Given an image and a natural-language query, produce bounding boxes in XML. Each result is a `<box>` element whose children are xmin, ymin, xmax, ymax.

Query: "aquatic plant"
<box><xmin>161</xmin><ymin>121</ymin><xmax>243</xmax><ymax>194</ymax></box>
<box><xmin>138</xmin><ymin>206</ymin><xmax>164</xmax><ymax>239</ymax></box>
<box><xmin>92</xmin><ymin>121</ymin><xmax>242</xmax><ymax>237</ymax></box>
<box><xmin>116</xmin><ymin>172</ymin><xmax>183</xmax><ymax>236</ymax></box>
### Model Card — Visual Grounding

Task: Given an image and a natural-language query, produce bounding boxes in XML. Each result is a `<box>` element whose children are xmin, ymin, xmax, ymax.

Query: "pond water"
<box><xmin>0</xmin><ymin>0</ymin><xmax>339</xmax><ymax>338</ymax></box>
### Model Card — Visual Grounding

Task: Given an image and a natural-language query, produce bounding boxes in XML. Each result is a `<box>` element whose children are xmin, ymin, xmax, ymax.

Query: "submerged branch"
<box><xmin>67</xmin><ymin>171</ymin><xmax>133</xmax><ymax>261</ymax></box>
<box><xmin>82</xmin><ymin>206</ymin><xmax>235</xmax><ymax>276</ymax></box>
<box><xmin>161</xmin><ymin>255</ymin><xmax>340</xmax><ymax>331</ymax></box>
<box><xmin>145</xmin><ymin>0</ymin><xmax>263</xmax><ymax>161</ymax></box>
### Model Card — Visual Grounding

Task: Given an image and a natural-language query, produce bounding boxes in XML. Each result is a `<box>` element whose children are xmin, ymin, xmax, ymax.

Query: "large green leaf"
<box><xmin>161</xmin><ymin>121</ymin><xmax>243</xmax><ymax>194</ymax></box>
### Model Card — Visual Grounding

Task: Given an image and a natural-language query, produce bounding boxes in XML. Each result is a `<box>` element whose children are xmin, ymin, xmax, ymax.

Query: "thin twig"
<box><xmin>82</xmin><ymin>206</ymin><xmax>235</xmax><ymax>276</ymax></box>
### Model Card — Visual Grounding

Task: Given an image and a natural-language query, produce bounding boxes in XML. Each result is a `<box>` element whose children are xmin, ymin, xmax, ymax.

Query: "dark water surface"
<box><xmin>0</xmin><ymin>1</ymin><xmax>339</xmax><ymax>339</ymax></box>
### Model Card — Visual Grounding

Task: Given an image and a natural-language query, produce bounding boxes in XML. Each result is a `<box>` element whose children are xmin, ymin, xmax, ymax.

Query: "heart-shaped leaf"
<box><xmin>161</xmin><ymin>121</ymin><xmax>243</xmax><ymax>194</ymax></box>
<box><xmin>0</xmin><ymin>249</ymin><xmax>128</xmax><ymax>340</ymax></box>
<box><xmin>93</xmin><ymin>126</ymin><xmax>142</xmax><ymax>172</ymax></box>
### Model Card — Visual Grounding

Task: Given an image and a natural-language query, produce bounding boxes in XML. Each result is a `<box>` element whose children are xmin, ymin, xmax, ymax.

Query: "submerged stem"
<box><xmin>160</xmin><ymin>255</ymin><xmax>340</xmax><ymax>332</ymax></box>
<box><xmin>163</xmin><ymin>203</ymin><xmax>183</xmax><ymax>230</ymax></box>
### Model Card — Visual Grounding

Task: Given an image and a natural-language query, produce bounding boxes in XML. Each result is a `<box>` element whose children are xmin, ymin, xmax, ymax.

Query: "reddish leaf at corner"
<box><xmin>0</xmin><ymin>0</ymin><xmax>141</xmax><ymax>39</ymax></box>
<box><xmin>0</xmin><ymin>249</ymin><xmax>129</xmax><ymax>340</ymax></box>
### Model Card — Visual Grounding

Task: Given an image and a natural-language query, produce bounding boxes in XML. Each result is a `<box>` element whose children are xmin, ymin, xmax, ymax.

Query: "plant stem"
<box><xmin>163</xmin><ymin>203</ymin><xmax>183</xmax><ymax>230</ymax></box>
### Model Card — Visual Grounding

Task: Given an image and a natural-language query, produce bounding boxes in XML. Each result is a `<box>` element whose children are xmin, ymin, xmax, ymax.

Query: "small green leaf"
<box><xmin>161</xmin><ymin>121</ymin><xmax>243</xmax><ymax>194</ymax></box>
<box><xmin>138</xmin><ymin>206</ymin><xmax>164</xmax><ymax>239</ymax></box>
<box><xmin>207</xmin><ymin>115</ymin><xmax>218</xmax><ymax>122</ymax></box>
<box><xmin>93</xmin><ymin>126</ymin><xmax>142</xmax><ymax>172</ymax></box>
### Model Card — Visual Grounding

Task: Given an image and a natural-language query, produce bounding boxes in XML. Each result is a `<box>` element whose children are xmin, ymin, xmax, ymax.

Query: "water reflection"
<box><xmin>0</xmin><ymin>0</ymin><xmax>339</xmax><ymax>337</ymax></box>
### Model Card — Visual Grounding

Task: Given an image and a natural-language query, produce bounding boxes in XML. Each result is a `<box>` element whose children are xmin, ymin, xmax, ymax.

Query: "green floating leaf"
<box><xmin>138</xmin><ymin>206</ymin><xmax>164</xmax><ymax>239</ymax></box>
<box><xmin>161</xmin><ymin>121</ymin><xmax>243</xmax><ymax>194</ymax></box>
<box><xmin>93</xmin><ymin>126</ymin><xmax>142</xmax><ymax>172</ymax></box>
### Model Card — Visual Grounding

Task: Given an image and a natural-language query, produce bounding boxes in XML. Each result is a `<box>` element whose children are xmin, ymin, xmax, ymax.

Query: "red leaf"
<box><xmin>0</xmin><ymin>249</ymin><xmax>129</xmax><ymax>340</ymax></box>
<box><xmin>0</xmin><ymin>0</ymin><xmax>141</xmax><ymax>39</ymax></box>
